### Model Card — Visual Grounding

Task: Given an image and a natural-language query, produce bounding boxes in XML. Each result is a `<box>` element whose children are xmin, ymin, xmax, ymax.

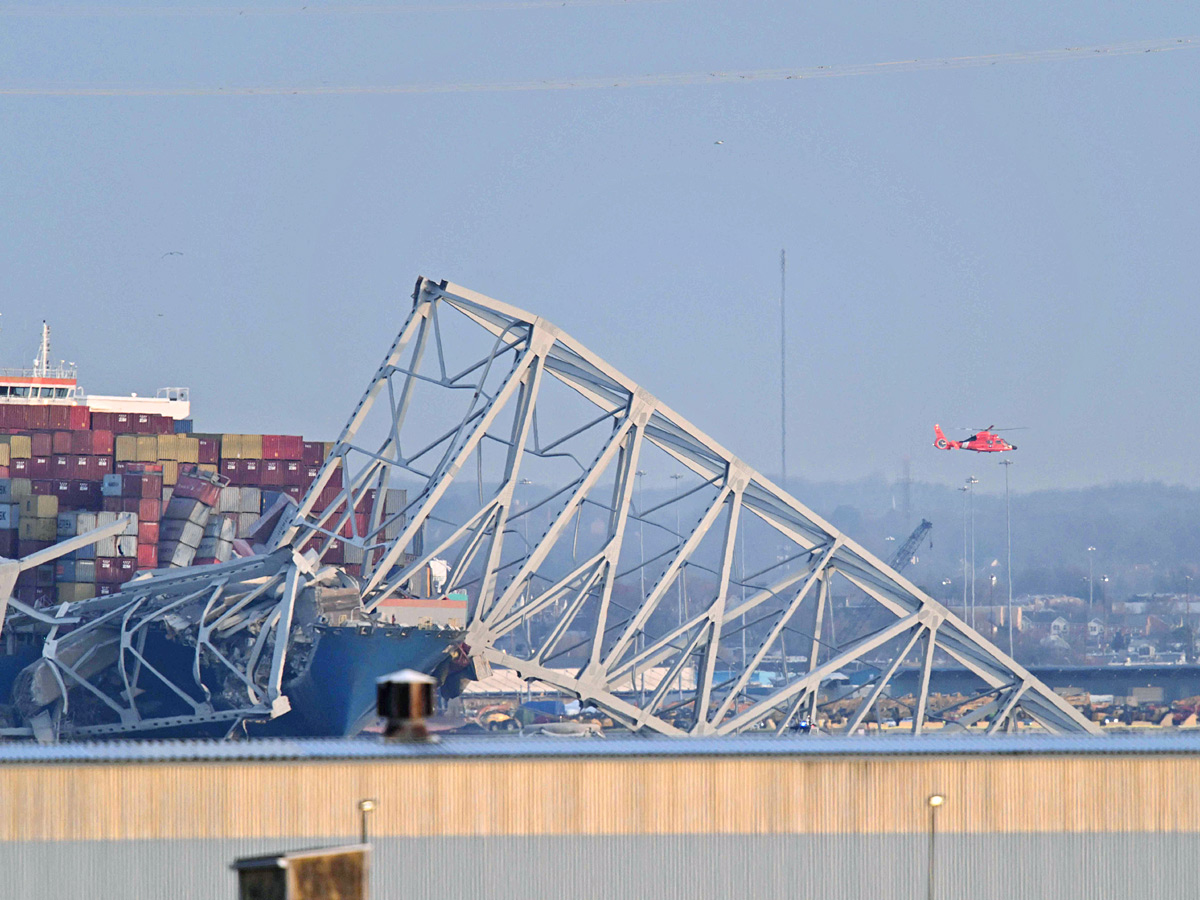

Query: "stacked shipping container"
<box><xmin>0</xmin><ymin>404</ymin><xmax>403</xmax><ymax>604</ymax></box>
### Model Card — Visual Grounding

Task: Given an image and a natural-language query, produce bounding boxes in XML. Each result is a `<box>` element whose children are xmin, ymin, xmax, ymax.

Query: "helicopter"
<box><xmin>933</xmin><ymin>424</ymin><xmax>1020</xmax><ymax>453</ymax></box>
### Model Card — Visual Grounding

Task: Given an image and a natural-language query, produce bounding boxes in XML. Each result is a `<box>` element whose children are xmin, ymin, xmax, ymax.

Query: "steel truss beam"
<box><xmin>272</xmin><ymin>277</ymin><xmax>1097</xmax><ymax>737</ymax></box>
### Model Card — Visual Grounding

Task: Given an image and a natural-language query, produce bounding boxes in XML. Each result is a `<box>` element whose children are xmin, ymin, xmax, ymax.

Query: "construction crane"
<box><xmin>888</xmin><ymin>519</ymin><xmax>932</xmax><ymax>573</ymax></box>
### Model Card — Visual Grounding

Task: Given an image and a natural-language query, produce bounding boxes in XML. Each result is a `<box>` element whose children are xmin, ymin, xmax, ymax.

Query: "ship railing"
<box><xmin>0</xmin><ymin>364</ymin><xmax>78</xmax><ymax>379</ymax></box>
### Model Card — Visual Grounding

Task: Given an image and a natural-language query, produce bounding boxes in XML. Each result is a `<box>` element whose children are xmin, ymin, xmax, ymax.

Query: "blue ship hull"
<box><xmin>249</xmin><ymin>624</ymin><xmax>463</xmax><ymax>737</ymax></box>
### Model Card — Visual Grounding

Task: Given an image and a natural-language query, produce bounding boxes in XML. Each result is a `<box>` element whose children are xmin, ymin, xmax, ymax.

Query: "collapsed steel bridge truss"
<box><xmin>274</xmin><ymin>277</ymin><xmax>1098</xmax><ymax>736</ymax></box>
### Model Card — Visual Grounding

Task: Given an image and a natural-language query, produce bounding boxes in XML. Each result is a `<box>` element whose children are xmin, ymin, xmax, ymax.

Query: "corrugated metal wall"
<box><xmin>0</xmin><ymin>752</ymin><xmax>1196</xmax><ymax>898</ymax></box>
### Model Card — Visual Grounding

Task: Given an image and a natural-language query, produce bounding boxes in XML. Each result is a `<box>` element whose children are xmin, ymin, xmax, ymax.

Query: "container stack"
<box><xmin>0</xmin><ymin>402</ymin><xmax>380</xmax><ymax>599</ymax></box>
<box><xmin>158</xmin><ymin>465</ymin><xmax>226</xmax><ymax>568</ymax></box>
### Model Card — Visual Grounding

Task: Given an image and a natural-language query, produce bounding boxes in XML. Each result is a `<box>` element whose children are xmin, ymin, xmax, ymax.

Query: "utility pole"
<box><xmin>1000</xmin><ymin>460</ymin><xmax>1014</xmax><ymax>657</ymax></box>
<box><xmin>958</xmin><ymin>485</ymin><xmax>969</xmax><ymax>622</ymax></box>
<box><xmin>967</xmin><ymin>476</ymin><xmax>979</xmax><ymax>629</ymax></box>
<box><xmin>637</xmin><ymin>469</ymin><xmax>647</xmax><ymax>704</ymax></box>
<box><xmin>780</xmin><ymin>249</ymin><xmax>787</xmax><ymax>488</ymax></box>
<box><xmin>1087</xmin><ymin>546</ymin><xmax>1096</xmax><ymax>620</ymax></box>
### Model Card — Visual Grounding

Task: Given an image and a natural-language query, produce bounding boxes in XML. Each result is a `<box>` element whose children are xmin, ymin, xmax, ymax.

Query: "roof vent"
<box><xmin>375</xmin><ymin>669</ymin><xmax>437</xmax><ymax>742</ymax></box>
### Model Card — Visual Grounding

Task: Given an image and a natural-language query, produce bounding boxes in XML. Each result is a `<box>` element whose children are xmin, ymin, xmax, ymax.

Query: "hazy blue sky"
<box><xmin>1</xmin><ymin>1</ymin><xmax>1197</xmax><ymax>496</ymax></box>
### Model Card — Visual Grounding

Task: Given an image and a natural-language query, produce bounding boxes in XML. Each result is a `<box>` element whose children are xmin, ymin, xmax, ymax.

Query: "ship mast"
<box><xmin>34</xmin><ymin>321</ymin><xmax>50</xmax><ymax>377</ymax></box>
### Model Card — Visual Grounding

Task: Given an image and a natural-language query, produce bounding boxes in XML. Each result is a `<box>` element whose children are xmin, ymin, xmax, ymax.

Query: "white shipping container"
<box><xmin>160</xmin><ymin>519</ymin><xmax>205</xmax><ymax>549</ymax></box>
<box><xmin>236</xmin><ymin>512</ymin><xmax>258</xmax><ymax>537</ymax></box>
<box><xmin>197</xmin><ymin>537</ymin><xmax>233</xmax><ymax>562</ymax></box>
<box><xmin>94</xmin><ymin>537</ymin><xmax>117</xmax><ymax>557</ymax></box>
<box><xmin>240</xmin><ymin>488</ymin><xmax>261</xmax><ymax>514</ymax></box>
<box><xmin>75</xmin><ymin>512</ymin><xmax>98</xmax><ymax>534</ymax></box>
<box><xmin>75</xmin><ymin>560</ymin><xmax>96</xmax><ymax>583</ymax></box>
<box><xmin>160</xmin><ymin>540</ymin><xmax>196</xmax><ymax>568</ymax></box>
<box><xmin>218</xmin><ymin>487</ymin><xmax>240</xmax><ymax>513</ymax></box>
<box><xmin>344</xmin><ymin>542</ymin><xmax>365</xmax><ymax>564</ymax></box>
<box><xmin>0</xmin><ymin>504</ymin><xmax>18</xmax><ymax>530</ymax></box>
<box><xmin>97</xmin><ymin>511</ymin><xmax>119</xmax><ymax>528</ymax></box>
<box><xmin>121</xmin><ymin>514</ymin><xmax>139</xmax><ymax>537</ymax></box>
<box><xmin>164</xmin><ymin>497</ymin><xmax>209</xmax><ymax>525</ymax></box>
<box><xmin>116</xmin><ymin>536</ymin><xmax>137</xmax><ymax>556</ymax></box>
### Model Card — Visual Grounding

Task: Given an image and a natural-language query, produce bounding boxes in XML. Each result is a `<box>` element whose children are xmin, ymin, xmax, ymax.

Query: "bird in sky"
<box><xmin>713</xmin><ymin>140</ymin><xmax>724</xmax><ymax>145</ymax></box>
<box><xmin>161</xmin><ymin>251</ymin><xmax>183</xmax><ymax>258</ymax></box>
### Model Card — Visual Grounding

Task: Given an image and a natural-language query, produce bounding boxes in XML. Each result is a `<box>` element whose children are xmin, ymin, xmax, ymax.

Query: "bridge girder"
<box><xmin>279</xmin><ymin>277</ymin><xmax>1098</xmax><ymax>737</ymax></box>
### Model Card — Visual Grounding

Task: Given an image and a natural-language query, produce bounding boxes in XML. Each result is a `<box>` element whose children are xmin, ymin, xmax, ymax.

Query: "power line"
<box><xmin>0</xmin><ymin>0</ymin><xmax>678</xmax><ymax>17</ymax></box>
<box><xmin>0</xmin><ymin>36</ymin><xmax>1194</xmax><ymax>96</ymax></box>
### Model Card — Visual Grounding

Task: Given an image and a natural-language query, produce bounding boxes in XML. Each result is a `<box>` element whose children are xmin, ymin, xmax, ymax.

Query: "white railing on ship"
<box><xmin>0</xmin><ymin>365</ymin><xmax>78</xmax><ymax>379</ymax></box>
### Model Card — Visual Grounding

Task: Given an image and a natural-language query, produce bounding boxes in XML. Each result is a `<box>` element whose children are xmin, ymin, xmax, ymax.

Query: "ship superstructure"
<box><xmin>0</xmin><ymin>321</ymin><xmax>190</xmax><ymax>421</ymax></box>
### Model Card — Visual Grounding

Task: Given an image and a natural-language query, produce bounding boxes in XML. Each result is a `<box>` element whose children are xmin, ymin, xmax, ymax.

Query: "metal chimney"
<box><xmin>375</xmin><ymin>669</ymin><xmax>437</xmax><ymax>741</ymax></box>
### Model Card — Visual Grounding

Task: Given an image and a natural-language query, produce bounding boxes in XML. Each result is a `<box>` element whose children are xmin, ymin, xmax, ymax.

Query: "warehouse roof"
<box><xmin>2</xmin><ymin>732</ymin><xmax>1200</xmax><ymax>763</ymax></box>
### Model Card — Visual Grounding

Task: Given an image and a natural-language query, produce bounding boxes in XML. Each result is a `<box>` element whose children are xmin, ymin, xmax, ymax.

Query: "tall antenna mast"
<box><xmin>780</xmin><ymin>248</ymin><xmax>786</xmax><ymax>487</ymax></box>
<box><xmin>35</xmin><ymin>321</ymin><xmax>50</xmax><ymax>377</ymax></box>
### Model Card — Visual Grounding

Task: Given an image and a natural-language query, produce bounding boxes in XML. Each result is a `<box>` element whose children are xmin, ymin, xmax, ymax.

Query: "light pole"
<box><xmin>1000</xmin><ymin>459</ymin><xmax>1014</xmax><ymax>656</ymax></box>
<box><xmin>671</xmin><ymin>472</ymin><xmax>684</xmax><ymax>627</ymax></box>
<box><xmin>358</xmin><ymin>798</ymin><xmax>376</xmax><ymax>845</ymax></box>
<box><xmin>636</xmin><ymin>469</ymin><xmax>647</xmax><ymax>703</ymax></box>
<box><xmin>1185</xmin><ymin>574</ymin><xmax>1193</xmax><ymax>661</ymax></box>
<box><xmin>1087</xmin><ymin>546</ymin><xmax>1096</xmax><ymax>619</ymax></box>
<box><xmin>519</xmin><ymin>478</ymin><xmax>534</xmax><ymax>659</ymax></box>
<box><xmin>958</xmin><ymin>485</ymin><xmax>969</xmax><ymax>621</ymax></box>
<box><xmin>967</xmin><ymin>476</ymin><xmax>978</xmax><ymax>629</ymax></box>
<box><xmin>927</xmin><ymin>794</ymin><xmax>945</xmax><ymax>900</ymax></box>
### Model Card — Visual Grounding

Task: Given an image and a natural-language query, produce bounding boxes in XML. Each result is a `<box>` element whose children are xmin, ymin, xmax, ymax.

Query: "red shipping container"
<box><xmin>51</xmin><ymin>479</ymin><xmax>71</xmax><ymax>500</ymax></box>
<box><xmin>69</xmin><ymin>405</ymin><xmax>91</xmax><ymax>430</ymax></box>
<box><xmin>91</xmin><ymin>411</ymin><xmax>112</xmax><ymax>431</ymax></box>
<box><xmin>112</xmin><ymin>412</ymin><xmax>132</xmax><ymax>433</ymax></box>
<box><xmin>72</xmin><ymin>455</ymin><xmax>90</xmax><ymax>478</ymax></box>
<box><xmin>52</xmin><ymin>431</ymin><xmax>73</xmax><ymax>454</ymax></box>
<box><xmin>30</xmin><ymin>433</ymin><xmax>52</xmax><ymax>456</ymax></box>
<box><xmin>261</xmin><ymin>459</ymin><xmax>285</xmax><ymax>486</ymax></box>
<box><xmin>156</xmin><ymin>415</ymin><xmax>174</xmax><ymax>435</ymax></box>
<box><xmin>95</xmin><ymin>584</ymin><xmax>119</xmax><ymax>596</ymax></box>
<box><xmin>73</xmin><ymin>480</ymin><xmax>100</xmax><ymax>510</ymax></box>
<box><xmin>90</xmin><ymin>430</ymin><xmax>114</xmax><ymax>455</ymax></box>
<box><xmin>285</xmin><ymin>485</ymin><xmax>303</xmax><ymax>501</ymax></box>
<box><xmin>6</xmin><ymin>407</ymin><xmax>26</xmax><ymax>428</ymax></box>
<box><xmin>103</xmin><ymin>496</ymin><xmax>124</xmax><ymax>513</ymax></box>
<box><xmin>117</xmin><ymin>557</ymin><xmax>137</xmax><ymax>578</ymax></box>
<box><xmin>95</xmin><ymin>558</ymin><xmax>120</xmax><ymax>583</ymax></box>
<box><xmin>283</xmin><ymin>460</ymin><xmax>304</xmax><ymax>486</ymax></box>
<box><xmin>262</xmin><ymin>435</ymin><xmax>281</xmax><ymax>459</ymax></box>
<box><xmin>31</xmin><ymin>480</ymin><xmax>53</xmax><ymax>496</ymax></box>
<box><xmin>198</xmin><ymin>438</ymin><xmax>220</xmax><ymax>465</ymax></box>
<box><xmin>137</xmin><ymin>544</ymin><xmax>158</xmax><ymax>569</ymax></box>
<box><xmin>138</xmin><ymin>498</ymin><xmax>161</xmax><ymax>522</ymax></box>
<box><xmin>138</xmin><ymin>521</ymin><xmax>159</xmax><ymax>544</ymax></box>
<box><xmin>94</xmin><ymin>456</ymin><xmax>112</xmax><ymax>477</ymax></box>
<box><xmin>237</xmin><ymin>459</ymin><xmax>261</xmax><ymax>485</ymax></box>
<box><xmin>283</xmin><ymin>435</ymin><xmax>303</xmax><ymax>460</ymax></box>
<box><xmin>12</xmin><ymin>458</ymin><xmax>30</xmax><ymax>476</ymax></box>
<box><xmin>47</xmin><ymin>406</ymin><xmax>70</xmax><ymax>430</ymax></box>
<box><xmin>52</xmin><ymin>455</ymin><xmax>71</xmax><ymax>476</ymax></box>
<box><xmin>25</xmin><ymin>407</ymin><xmax>49</xmax><ymax>430</ymax></box>
<box><xmin>29</xmin><ymin>456</ymin><xmax>51</xmax><ymax>477</ymax></box>
<box><xmin>302</xmin><ymin>441</ymin><xmax>325</xmax><ymax>466</ymax></box>
<box><xmin>0</xmin><ymin>467</ymin><xmax>9</xmax><ymax>480</ymax></box>
<box><xmin>220</xmin><ymin>459</ymin><xmax>239</xmax><ymax>480</ymax></box>
<box><xmin>171</xmin><ymin>475</ymin><xmax>219</xmax><ymax>507</ymax></box>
